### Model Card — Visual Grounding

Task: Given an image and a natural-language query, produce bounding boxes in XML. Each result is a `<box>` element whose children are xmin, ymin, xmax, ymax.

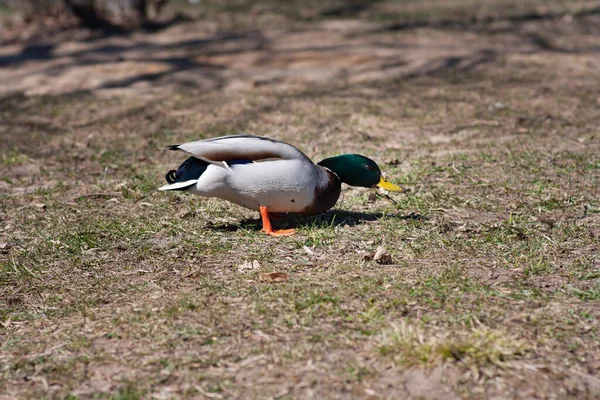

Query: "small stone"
<box><xmin>488</xmin><ymin>102</ymin><xmax>506</xmax><ymax>112</ymax></box>
<box><xmin>367</xmin><ymin>192</ymin><xmax>377</xmax><ymax>203</ymax></box>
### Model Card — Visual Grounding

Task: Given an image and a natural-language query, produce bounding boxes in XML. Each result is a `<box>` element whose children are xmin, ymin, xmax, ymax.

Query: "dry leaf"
<box><xmin>455</xmin><ymin>223</ymin><xmax>469</xmax><ymax>232</ymax></box>
<box><xmin>260</xmin><ymin>272</ymin><xmax>288</xmax><ymax>283</ymax></box>
<box><xmin>238</xmin><ymin>260</ymin><xmax>261</xmax><ymax>272</ymax></box>
<box><xmin>374</xmin><ymin>246</ymin><xmax>393</xmax><ymax>265</ymax></box>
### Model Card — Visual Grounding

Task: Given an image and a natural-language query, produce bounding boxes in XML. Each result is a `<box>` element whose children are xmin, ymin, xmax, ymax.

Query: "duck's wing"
<box><xmin>167</xmin><ymin>135</ymin><xmax>311</xmax><ymax>167</ymax></box>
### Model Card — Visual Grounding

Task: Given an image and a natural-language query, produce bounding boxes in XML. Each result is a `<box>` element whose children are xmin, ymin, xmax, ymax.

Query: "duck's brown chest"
<box><xmin>301</xmin><ymin>170</ymin><xmax>341</xmax><ymax>215</ymax></box>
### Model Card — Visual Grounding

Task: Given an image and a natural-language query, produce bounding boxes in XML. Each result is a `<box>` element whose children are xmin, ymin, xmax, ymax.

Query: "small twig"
<box><xmin>74</xmin><ymin>193</ymin><xmax>118</xmax><ymax>201</ymax></box>
<box><xmin>193</xmin><ymin>386</ymin><xmax>224</xmax><ymax>399</ymax></box>
<box><xmin>184</xmin><ymin>268</ymin><xmax>201</xmax><ymax>278</ymax></box>
<box><xmin>451</xmin><ymin>162</ymin><xmax>461</xmax><ymax>174</ymax></box>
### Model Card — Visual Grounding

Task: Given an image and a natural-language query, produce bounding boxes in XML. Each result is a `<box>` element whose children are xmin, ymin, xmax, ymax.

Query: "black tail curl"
<box><xmin>166</xmin><ymin>170</ymin><xmax>177</xmax><ymax>184</ymax></box>
<box><xmin>164</xmin><ymin>156</ymin><xmax>209</xmax><ymax>186</ymax></box>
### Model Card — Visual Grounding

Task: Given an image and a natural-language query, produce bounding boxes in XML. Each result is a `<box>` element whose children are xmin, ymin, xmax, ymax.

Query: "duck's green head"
<box><xmin>317</xmin><ymin>154</ymin><xmax>402</xmax><ymax>192</ymax></box>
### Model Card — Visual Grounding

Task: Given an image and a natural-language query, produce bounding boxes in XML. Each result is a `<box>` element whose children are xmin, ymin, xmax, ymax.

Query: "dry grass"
<box><xmin>1</xmin><ymin>0</ymin><xmax>600</xmax><ymax>399</ymax></box>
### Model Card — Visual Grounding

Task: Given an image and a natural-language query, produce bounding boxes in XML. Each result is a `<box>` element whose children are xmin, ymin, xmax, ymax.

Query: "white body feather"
<box><xmin>159</xmin><ymin>135</ymin><xmax>332</xmax><ymax>212</ymax></box>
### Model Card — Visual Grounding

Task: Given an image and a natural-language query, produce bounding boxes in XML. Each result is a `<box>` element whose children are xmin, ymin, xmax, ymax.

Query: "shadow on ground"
<box><xmin>207</xmin><ymin>210</ymin><xmax>427</xmax><ymax>232</ymax></box>
<box><xmin>1</xmin><ymin>3</ymin><xmax>599</xmax><ymax>97</ymax></box>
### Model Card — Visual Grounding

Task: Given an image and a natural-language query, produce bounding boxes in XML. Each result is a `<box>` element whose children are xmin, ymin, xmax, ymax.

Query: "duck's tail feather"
<box><xmin>159</xmin><ymin>156</ymin><xmax>209</xmax><ymax>191</ymax></box>
<box><xmin>159</xmin><ymin>180</ymin><xmax>198</xmax><ymax>191</ymax></box>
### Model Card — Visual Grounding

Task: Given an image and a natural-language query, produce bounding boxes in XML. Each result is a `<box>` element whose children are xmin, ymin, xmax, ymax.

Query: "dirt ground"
<box><xmin>1</xmin><ymin>1</ymin><xmax>600</xmax><ymax>399</ymax></box>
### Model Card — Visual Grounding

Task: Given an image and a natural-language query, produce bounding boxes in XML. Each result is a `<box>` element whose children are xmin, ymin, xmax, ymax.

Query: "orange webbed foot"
<box><xmin>265</xmin><ymin>228</ymin><xmax>296</xmax><ymax>237</ymax></box>
<box><xmin>260</xmin><ymin>206</ymin><xmax>296</xmax><ymax>237</ymax></box>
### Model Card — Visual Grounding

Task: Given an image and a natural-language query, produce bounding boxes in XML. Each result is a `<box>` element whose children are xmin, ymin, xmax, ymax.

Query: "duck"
<box><xmin>159</xmin><ymin>134</ymin><xmax>402</xmax><ymax>237</ymax></box>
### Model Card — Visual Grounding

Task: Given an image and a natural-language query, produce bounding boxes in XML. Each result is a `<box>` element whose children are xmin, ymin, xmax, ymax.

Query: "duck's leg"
<box><xmin>260</xmin><ymin>205</ymin><xmax>295</xmax><ymax>237</ymax></box>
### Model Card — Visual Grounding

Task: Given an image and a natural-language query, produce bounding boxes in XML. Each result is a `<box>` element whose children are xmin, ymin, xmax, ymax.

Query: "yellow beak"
<box><xmin>377</xmin><ymin>176</ymin><xmax>403</xmax><ymax>192</ymax></box>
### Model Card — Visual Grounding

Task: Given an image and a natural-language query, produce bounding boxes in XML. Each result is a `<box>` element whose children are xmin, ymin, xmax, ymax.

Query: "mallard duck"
<box><xmin>159</xmin><ymin>135</ymin><xmax>401</xmax><ymax>236</ymax></box>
